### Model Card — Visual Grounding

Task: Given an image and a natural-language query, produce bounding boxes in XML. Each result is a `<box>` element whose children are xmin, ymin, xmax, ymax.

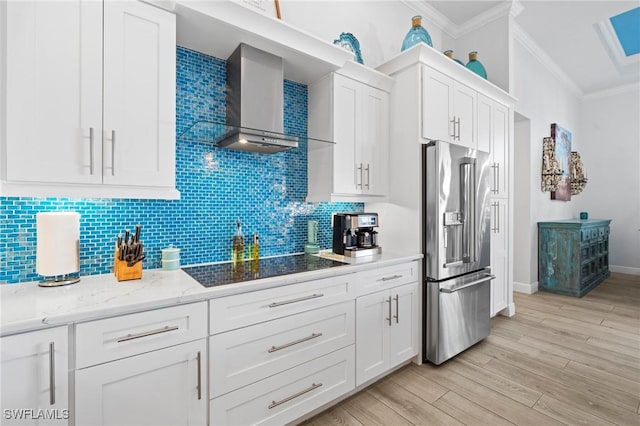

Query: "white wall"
<box><xmin>575</xmin><ymin>87</ymin><xmax>640</xmax><ymax>274</ymax></box>
<box><xmin>455</xmin><ymin>14</ymin><xmax>510</xmax><ymax>93</ymax></box>
<box><xmin>513</xmin><ymin>114</ymin><xmax>534</xmax><ymax>289</ymax></box>
<box><xmin>512</xmin><ymin>35</ymin><xmax>583</xmax><ymax>291</ymax></box>
<box><xmin>281</xmin><ymin>1</ymin><xmax>455</xmax><ymax>68</ymax></box>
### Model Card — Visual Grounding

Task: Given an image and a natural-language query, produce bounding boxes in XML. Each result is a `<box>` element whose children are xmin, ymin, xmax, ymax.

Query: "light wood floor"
<box><xmin>303</xmin><ymin>272</ymin><xmax>640</xmax><ymax>426</ymax></box>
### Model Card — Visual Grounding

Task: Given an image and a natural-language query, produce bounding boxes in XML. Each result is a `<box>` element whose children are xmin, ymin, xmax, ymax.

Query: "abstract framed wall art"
<box><xmin>550</xmin><ymin>123</ymin><xmax>572</xmax><ymax>201</ymax></box>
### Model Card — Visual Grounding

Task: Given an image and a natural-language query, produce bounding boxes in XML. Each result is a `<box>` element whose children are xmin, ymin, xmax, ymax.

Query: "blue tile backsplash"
<box><xmin>0</xmin><ymin>47</ymin><xmax>363</xmax><ymax>284</ymax></box>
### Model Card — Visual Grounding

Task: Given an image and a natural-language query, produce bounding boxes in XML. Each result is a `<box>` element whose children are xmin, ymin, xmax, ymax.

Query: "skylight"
<box><xmin>609</xmin><ymin>7</ymin><xmax>640</xmax><ymax>56</ymax></box>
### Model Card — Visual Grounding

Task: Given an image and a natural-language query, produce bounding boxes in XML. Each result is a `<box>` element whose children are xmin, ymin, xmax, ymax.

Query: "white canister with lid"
<box><xmin>161</xmin><ymin>246</ymin><xmax>180</xmax><ymax>270</ymax></box>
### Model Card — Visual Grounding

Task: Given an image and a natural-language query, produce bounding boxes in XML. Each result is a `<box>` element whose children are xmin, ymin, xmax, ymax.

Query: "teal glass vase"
<box><xmin>401</xmin><ymin>15</ymin><xmax>432</xmax><ymax>51</ymax></box>
<box><xmin>466</xmin><ymin>51</ymin><xmax>487</xmax><ymax>79</ymax></box>
<box><xmin>443</xmin><ymin>50</ymin><xmax>465</xmax><ymax>66</ymax></box>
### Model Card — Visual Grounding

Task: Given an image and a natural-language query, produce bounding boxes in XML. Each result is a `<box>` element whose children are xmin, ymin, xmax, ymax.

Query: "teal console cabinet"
<box><xmin>538</xmin><ymin>219</ymin><xmax>611</xmax><ymax>297</ymax></box>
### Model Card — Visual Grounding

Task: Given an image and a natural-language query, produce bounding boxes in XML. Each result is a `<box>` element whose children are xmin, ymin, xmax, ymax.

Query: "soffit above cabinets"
<box><xmin>167</xmin><ymin>0</ymin><xmax>353</xmax><ymax>84</ymax></box>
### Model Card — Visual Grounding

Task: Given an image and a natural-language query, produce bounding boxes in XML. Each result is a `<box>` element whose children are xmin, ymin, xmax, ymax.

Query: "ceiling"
<box><xmin>427</xmin><ymin>0</ymin><xmax>640</xmax><ymax>95</ymax></box>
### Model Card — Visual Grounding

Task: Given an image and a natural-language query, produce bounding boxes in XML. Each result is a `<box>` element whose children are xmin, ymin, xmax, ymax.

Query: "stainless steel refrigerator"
<box><xmin>422</xmin><ymin>140</ymin><xmax>495</xmax><ymax>365</ymax></box>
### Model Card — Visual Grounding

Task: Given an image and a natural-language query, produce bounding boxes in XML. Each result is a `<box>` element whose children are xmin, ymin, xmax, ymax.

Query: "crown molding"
<box><xmin>455</xmin><ymin>1</ymin><xmax>514</xmax><ymax>38</ymax></box>
<box><xmin>399</xmin><ymin>0</ymin><xmax>456</xmax><ymax>38</ymax></box>
<box><xmin>512</xmin><ymin>22</ymin><xmax>583</xmax><ymax>97</ymax></box>
<box><xmin>583</xmin><ymin>82</ymin><xmax>640</xmax><ymax>101</ymax></box>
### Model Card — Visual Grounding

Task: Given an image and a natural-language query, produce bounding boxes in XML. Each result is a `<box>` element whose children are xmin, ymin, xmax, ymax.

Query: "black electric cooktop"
<box><xmin>182</xmin><ymin>254</ymin><xmax>346</xmax><ymax>288</ymax></box>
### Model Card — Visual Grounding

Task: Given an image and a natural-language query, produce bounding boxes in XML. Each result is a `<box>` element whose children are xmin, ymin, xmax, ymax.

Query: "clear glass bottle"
<box><xmin>251</xmin><ymin>234</ymin><xmax>259</xmax><ymax>261</ymax></box>
<box><xmin>232</xmin><ymin>218</ymin><xmax>244</xmax><ymax>264</ymax></box>
<box><xmin>466</xmin><ymin>51</ymin><xmax>487</xmax><ymax>79</ymax></box>
<box><xmin>401</xmin><ymin>15</ymin><xmax>433</xmax><ymax>51</ymax></box>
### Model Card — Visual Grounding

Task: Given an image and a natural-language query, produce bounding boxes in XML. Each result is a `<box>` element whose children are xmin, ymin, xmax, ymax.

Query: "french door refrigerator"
<box><xmin>422</xmin><ymin>140</ymin><xmax>494</xmax><ymax>365</ymax></box>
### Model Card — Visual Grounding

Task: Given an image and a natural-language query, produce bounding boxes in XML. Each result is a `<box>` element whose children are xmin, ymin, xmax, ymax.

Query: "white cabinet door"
<box><xmin>103</xmin><ymin>1</ymin><xmax>176</xmax><ymax>188</ymax></box>
<box><xmin>477</xmin><ymin>94</ymin><xmax>509</xmax><ymax>197</ymax></box>
<box><xmin>452</xmin><ymin>82</ymin><xmax>476</xmax><ymax>149</ymax></box>
<box><xmin>355</xmin><ymin>290</ymin><xmax>389</xmax><ymax>386</ymax></box>
<box><xmin>361</xmin><ymin>86</ymin><xmax>389</xmax><ymax>196</ymax></box>
<box><xmin>491</xmin><ymin>199</ymin><xmax>508</xmax><ymax>316</ymax></box>
<box><xmin>0</xmin><ymin>327</ymin><xmax>69</xmax><ymax>425</ymax></box>
<box><xmin>421</xmin><ymin>66</ymin><xmax>454</xmax><ymax>142</ymax></box>
<box><xmin>332</xmin><ymin>74</ymin><xmax>360</xmax><ymax>195</ymax></box>
<box><xmin>355</xmin><ymin>281</ymin><xmax>419</xmax><ymax>386</ymax></box>
<box><xmin>492</xmin><ymin>102</ymin><xmax>509</xmax><ymax>198</ymax></box>
<box><xmin>75</xmin><ymin>339</ymin><xmax>206</xmax><ymax>426</ymax></box>
<box><xmin>388</xmin><ymin>282</ymin><xmax>420</xmax><ymax>366</ymax></box>
<box><xmin>4</xmin><ymin>0</ymin><xmax>102</xmax><ymax>185</ymax></box>
<box><xmin>476</xmin><ymin>95</ymin><xmax>492</xmax><ymax>153</ymax></box>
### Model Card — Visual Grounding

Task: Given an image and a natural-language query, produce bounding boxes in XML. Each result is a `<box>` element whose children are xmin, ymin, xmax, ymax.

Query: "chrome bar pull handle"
<box><xmin>455</xmin><ymin>117</ymin><xmax>461</xmax><ymax>141</ymax></box>
<box><xmin>386</xmin><ymin>296</ymin><xmax>392</xmax><ymax>326</ymax></box>
<box><xmin>491</xmin><ymin>163</ymin><xmax>498</xmax><ymax>194</ymax></box>
<box><xmin>268</xmin><ymin>383</ymin><xmax>323</xmax><ymax>409</ymax></box>
<box><xmin>364</xmin><ymin>164</ymin><xmax>370</xmax><ymax>189</ymax></box>
<box><xmin>496</xmin><ymin>163</ymin><xmax>500</xmax><ymax>194</ymax></box>
<box><xmin>449</xmin><ymin>116</ymin><xmax>456</xmax><ymax>138</ymax></box>
<box><xmin>49</xmin><ymin>342</ymin><xmax>55</xmax><ymax>405</ymax></box>
<box><xmin>116</xmin><ymin>325</ymin><xmax>179</xmax><ymax>343</ymax></box>
<box><xmin>111</xmin><ymin>130</ymin><xmax>116</xmax><ymax>176</ymax></box>
<box><xmin>268</xmin><ymin>333</ymin><xmax>323</xmax><ymax>353</ymax></box>
<box><xmin>496</xmin><ymin>202</ymin><xmax>500</xmax><ymax>233</ymax></box>
<box><xmin>393</xmin><ymin>294</ymin><xmax>399</xmax><ymax>324</ymax></box>
<box><xmin>89</xmin><ymin>127</ymin><xmax>95</xmax><ymax>175</ymax></box>
<box><xmin>378</xmin><ymin>274</ymin><xmax>403</xmax><ymax>282</ymax></box>
<box><xmin>196</xmin><ymin>351</ymin><xmax>202</xmax><ymax>400</ymax></box>
<box><xmin>268</xmin><ymin>293</ymin><xmax>324</xmax><ymax>308</ymax></box>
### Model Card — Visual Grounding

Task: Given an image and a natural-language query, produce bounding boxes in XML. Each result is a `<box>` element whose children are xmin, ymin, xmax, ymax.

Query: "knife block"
<box><xmin>114</xmin><ymin>247</ymin><xmax>143</xmax><ymax>281</ymax></box>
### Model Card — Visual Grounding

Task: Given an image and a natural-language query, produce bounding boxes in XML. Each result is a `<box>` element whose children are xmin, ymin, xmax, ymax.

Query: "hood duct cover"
<box><xmin>217</xmin><ymin>44</ymin><xmax>298</xmax><ymax>154</ymax></box>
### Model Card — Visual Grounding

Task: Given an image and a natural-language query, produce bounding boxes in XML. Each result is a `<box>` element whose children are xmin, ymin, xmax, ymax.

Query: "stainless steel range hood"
<box><xmin>217</xmin><ymin>43</ymin><xmax>298</xmax><ymax>154</ymax></box>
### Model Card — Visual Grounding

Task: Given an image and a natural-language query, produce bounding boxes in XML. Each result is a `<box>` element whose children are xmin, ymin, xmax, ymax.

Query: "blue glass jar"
<box><xmin>466</xmin><ymin>51</ymin><xmax>487</xmax><ymax>79</ymax></box>
<box><xmin>401</xmin><ymin>15</ymin><xmax>432</xmax><ymax>51</ymax></box>
<box><xmin>443</xmin><ymin>50</ymin><xmax>464</xmax><ymax>66</ymax></box>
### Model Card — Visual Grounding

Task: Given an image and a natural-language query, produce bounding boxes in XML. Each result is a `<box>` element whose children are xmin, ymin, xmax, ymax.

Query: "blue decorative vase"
<box><xmin>466</xmin><ymin>51</ymin><xmax>487</xmax><ymax>79</ymax></box>
<box><xmin>443</xmin><ymin>50</ymin><xmax>465</xmax><ymax>66</ymax></box>
<box><xmin>401</xmin><ymin>15</ymin><xmax>432</xmax><ymax>51</ymax></box>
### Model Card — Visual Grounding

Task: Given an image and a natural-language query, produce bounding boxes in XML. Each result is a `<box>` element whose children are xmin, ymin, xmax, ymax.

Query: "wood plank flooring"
<box><xmin>302</xmin><ymin>272</ymin><xmax>640</xmax><ymax>426</ymax></box>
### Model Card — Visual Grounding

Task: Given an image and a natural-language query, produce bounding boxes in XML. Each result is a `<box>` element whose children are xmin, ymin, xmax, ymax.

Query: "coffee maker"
<box><xmin>332</xmin><ymin>213</ymin><xmax>381</xmax><ymax>257</ymax></box>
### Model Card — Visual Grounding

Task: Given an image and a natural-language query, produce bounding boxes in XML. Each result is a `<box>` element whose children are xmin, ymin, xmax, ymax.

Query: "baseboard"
<box><xmin>609</xmin><ymin>265</ymin><xmax>640</xmax><ymax>276</ymax></box>
<box><xmin>499</xmin><ymin>302</ymin><xmax>516</xmax><ymax>317</ymax></box>
<box><xmin>513</xmin><ymin>281</ymin><xmax>538</xmax><ymax>294</ymax></box>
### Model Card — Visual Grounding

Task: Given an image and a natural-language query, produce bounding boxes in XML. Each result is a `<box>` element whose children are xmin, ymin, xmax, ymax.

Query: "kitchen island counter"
<box><xmin>1</xmin><ymin>251</ymin><xmax>421</xmax><ymax>336</ymax></box>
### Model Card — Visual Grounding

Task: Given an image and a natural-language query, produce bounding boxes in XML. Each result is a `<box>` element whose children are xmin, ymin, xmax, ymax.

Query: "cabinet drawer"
<box><xmin>356</xmin><ymin>261</ymin><xmax>419</xmax><ymax>296</ymax></box>
<box><xmin>209</xmin><ymin>275</ymin><xmax>355</xmax><ymax>334</ymax></box>
<box><xmin>210</xmin><ymin>301</ymin><xmax>354</xmax><ymax>398</ymax></box>
<box><xmin>76</xmin><ymin>302</ymin><xmax>207</xmax><ymax>369</ymax></box>
<box><xmin>210</xmin><ymin>346</ymin><xmax>355</xmax><ymax>426</ymax></box>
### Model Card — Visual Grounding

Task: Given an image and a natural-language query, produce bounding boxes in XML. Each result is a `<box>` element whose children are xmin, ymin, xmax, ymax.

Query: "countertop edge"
<box><xmin>1</xmin><ymin>252</ymin><xmax>422</xmax><ymax>336</ymax></box>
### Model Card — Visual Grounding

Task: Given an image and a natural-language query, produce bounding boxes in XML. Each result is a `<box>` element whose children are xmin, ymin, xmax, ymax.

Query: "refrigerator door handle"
<box><xmin>460</xmin><ymin>159</ymin><xmax>476</xmax><ymax>263</ymax></box>
<box><xmin>440</xmin><ymin>274</ymin><xmax>495</xmax><ymax>293</ymax></box>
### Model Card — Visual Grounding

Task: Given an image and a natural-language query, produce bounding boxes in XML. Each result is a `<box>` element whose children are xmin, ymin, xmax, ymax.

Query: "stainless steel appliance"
<box><xmin>422</xmin><ymin>141</ymin><xmax>494</xmax><ymax>365</ymax></box>
<box><xmin>332</xmin><ymin>213</ymin><xmax>381</xmax><ymax>257</ymax></box>
<box><xmin>217</xmin><ymin>44</ymin><xmax>298</xmax><ymax>154</ymax></box>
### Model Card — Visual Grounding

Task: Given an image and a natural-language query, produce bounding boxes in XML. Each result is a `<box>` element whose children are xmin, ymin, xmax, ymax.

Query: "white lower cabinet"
<box><xmin>491</xmin><ymin>198</ymin><xmax>509</xmax><ymax>316</ymax></box>
<box><xmin>75</xmin><ymin>339</ymin><xmax>207</xmax><ymax>426</ymax></box>
<box><xmin>210</xmin><ymin>301</ymin><xmax>354</xmax><ymax>398</ymax></box>
<box><xmin>74</xmin><ymin>302</ymin><xmax>207</xmax><ymax>426</ymax></box>
<box><xmin>355</xmin><ymin>281</ymin><xmax>420</xmax><ymax>386</ymax></box>
<box><xmin>0</xmin><ymin>326</ymin><xmax>69</xmax><ymax>425</ymax></box>
<box><xmin>210</xmin><ymin>346</ymin><xmax>355</xmax><ymax>426</ymax></box>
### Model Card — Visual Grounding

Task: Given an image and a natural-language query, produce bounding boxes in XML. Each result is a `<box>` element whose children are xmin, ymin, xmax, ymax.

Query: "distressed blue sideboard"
<box><xmin>538</xmin><ymin>219</ymin><xmax>612</xmax><ymax>297</ymax></box>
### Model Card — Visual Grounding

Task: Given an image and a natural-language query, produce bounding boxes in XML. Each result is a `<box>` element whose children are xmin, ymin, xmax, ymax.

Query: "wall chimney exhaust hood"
<box><xmin>172</xmin><ymin>0</ymin><xmax>354</xmax><ymax>153</ymax></box>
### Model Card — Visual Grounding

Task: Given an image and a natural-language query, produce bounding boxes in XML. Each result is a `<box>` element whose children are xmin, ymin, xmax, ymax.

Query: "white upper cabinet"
<box><xmin>308</xmin><ymin>68</ymin><xmax>391</xmax><ymax>202</ymax></box>
<box><xmin>1</xmin><ymin>0</ymin><xmax>178</xmax><ymax>199</ymax></box>
<box><xmin>422</xmin><ymin>66</ymin><xmax>476</xmax><ymax>149</ymax></box>
<box><xmin>102</xmin><ymin>1</ymin><xmax>176</xmax><ymax>188</ymax></box>
<box><xmin>4</xmin><ymin>0</ymin><xmax>103</xmax><ymax>186</ymax></box>
<box><xmin>477</xmin><ymin>93</ymin><xmax>509</xmax><ymax>198</ymax></box>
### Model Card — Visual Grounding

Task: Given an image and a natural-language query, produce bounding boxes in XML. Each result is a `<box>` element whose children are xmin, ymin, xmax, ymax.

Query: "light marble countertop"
<box><xmin>0</xmin><ymin>251</ymin><xmax>421</xmax><ymax>336</ymax></box>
